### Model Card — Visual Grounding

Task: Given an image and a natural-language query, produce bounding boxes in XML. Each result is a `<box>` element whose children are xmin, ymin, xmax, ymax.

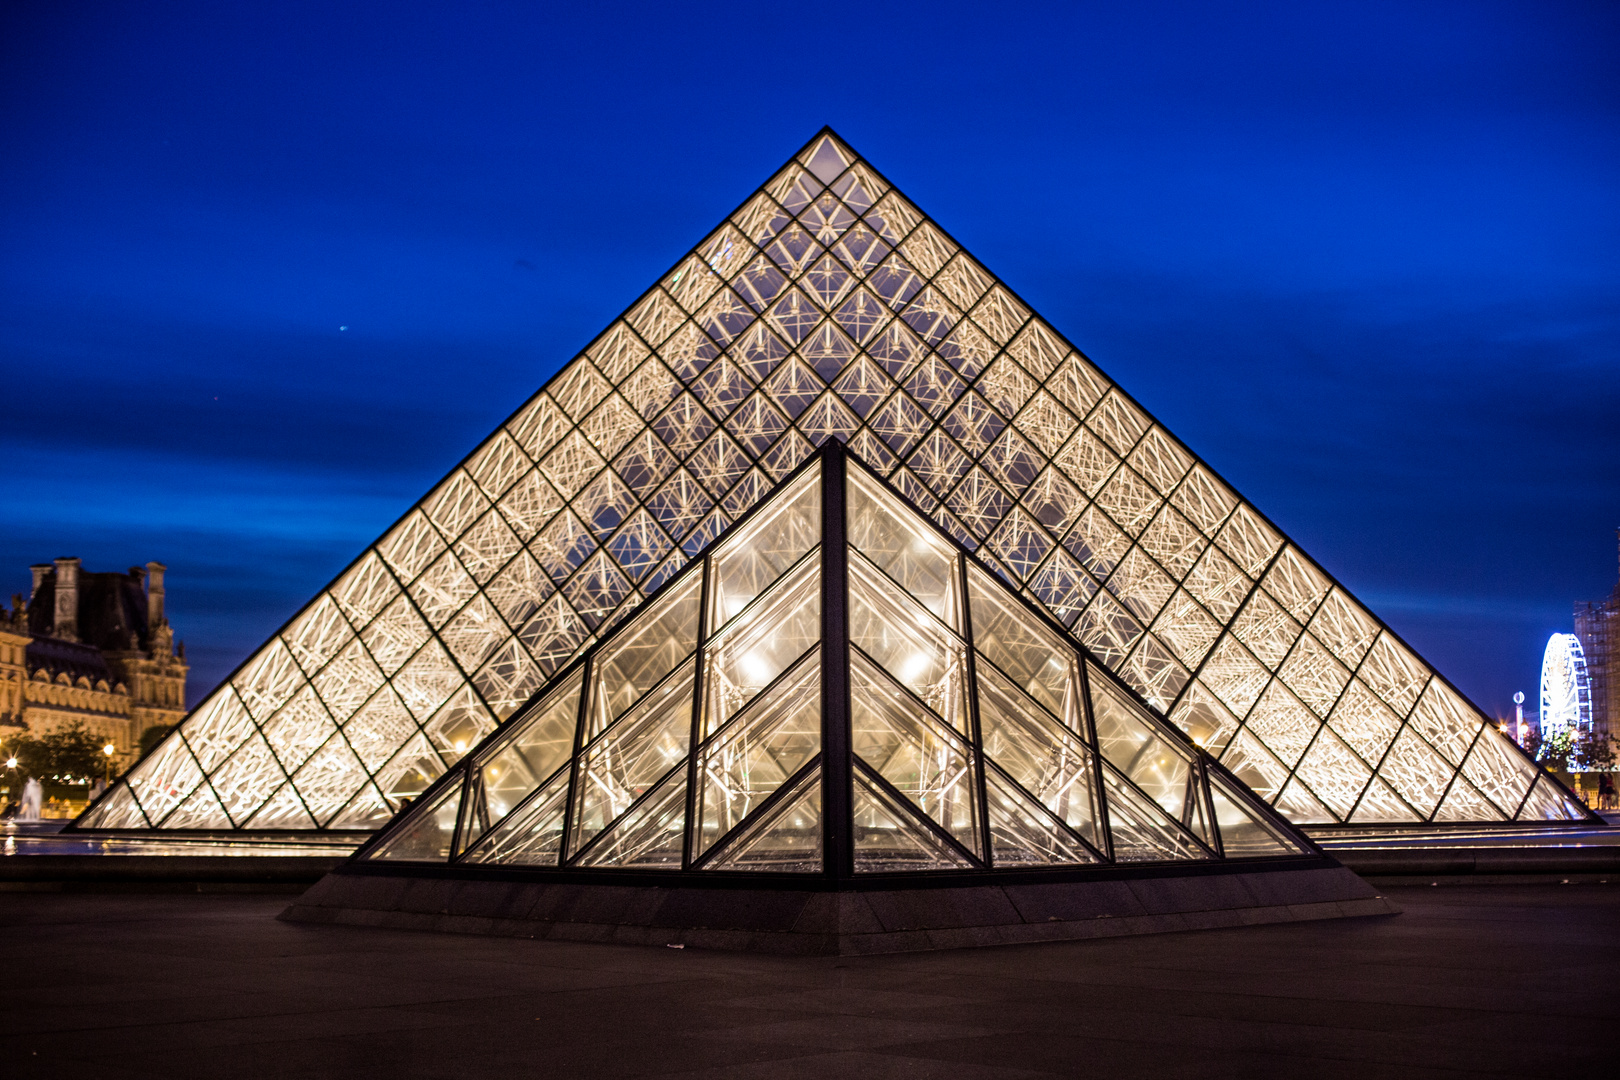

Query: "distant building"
<box><xmin>1574</xmin><ymin>531</ymin><xmax>1620</xmax><ymax>743</ymax></box>
<box><xmin>0</xmin><ymin>558</ymin><xmax>188</xmax><ymax>767</ymax></box>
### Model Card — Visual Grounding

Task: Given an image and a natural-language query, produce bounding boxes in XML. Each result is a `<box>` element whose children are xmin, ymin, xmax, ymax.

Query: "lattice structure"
<box><xmin>75</xmin><ymin>129</ymin><xmax>1590</xmax><ymax>835</ymax></box>
<box><xmin>361</xmin><ymin>447</ymin><xmax>1309</xmax><ymax>872</ymax></box>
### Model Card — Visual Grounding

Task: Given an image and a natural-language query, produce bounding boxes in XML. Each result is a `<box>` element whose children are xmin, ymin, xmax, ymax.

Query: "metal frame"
<box><xmin>73</xmin><ymin>127</ymin><xmax>1598</xmax><ymax>840</ymax></box>
<box><xmin>351</xmin><ymin>441</ymin><xmax>1326</xmax><ymax>881</ymax></box>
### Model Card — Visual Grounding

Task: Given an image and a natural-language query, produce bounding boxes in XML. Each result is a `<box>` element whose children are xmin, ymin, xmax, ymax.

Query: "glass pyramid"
<box><xmin>74</xmin><ymin>129</ymin><xmax>1590</xmax><ymax>837</ymax></box>
<box><xmin>360</xmin><ymin>445</ymin><xmax>1311</xmax><ymax>873</ymax></box>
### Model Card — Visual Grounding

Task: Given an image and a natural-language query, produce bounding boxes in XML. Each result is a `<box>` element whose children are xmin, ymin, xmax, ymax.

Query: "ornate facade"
<box><xmin>0</xmin><ymin>558</ymin><xmax>187</xmax><ymax>767</ymax></box>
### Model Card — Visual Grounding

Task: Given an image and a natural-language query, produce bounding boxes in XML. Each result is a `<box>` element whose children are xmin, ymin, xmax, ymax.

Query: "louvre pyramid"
<box><xmin>75</xmin><ymin>128</ymin><xmax>1590</xmax><ymax>837</ymax></box>
<box><xmin>359</xmin><ymin>446</ymin><xmax>1311</xmax><ymax>872</ymax></box>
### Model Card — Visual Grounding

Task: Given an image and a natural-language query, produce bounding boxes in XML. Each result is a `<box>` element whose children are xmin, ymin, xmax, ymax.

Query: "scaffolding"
<box><xmin>1573</xmin><ymin>530</ymin><xmax>1620</xmax><ymax>744</ymax></box>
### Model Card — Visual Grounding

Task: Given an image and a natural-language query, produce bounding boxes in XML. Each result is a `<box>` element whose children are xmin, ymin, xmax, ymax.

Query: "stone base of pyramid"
<box><xmin>280</xmin><ymin>858</ymin><xmax>1395</xmax><ymax>955</ymax></box>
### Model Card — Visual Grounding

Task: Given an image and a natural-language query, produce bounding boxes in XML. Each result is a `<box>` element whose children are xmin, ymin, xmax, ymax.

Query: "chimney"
<box><xmin>29</xmin><ymin>564</ymin><xmax>50</xmax><ymax>604</ymax></box>
<box><xmin>53</xmin><ymin>556</ymin><xmax>81</xmax><ymax>642</ymax></box>
<box><xmin>146</xmin><ymin>561</ymin><xmax>167</xmax><ymax>628</ymax></box>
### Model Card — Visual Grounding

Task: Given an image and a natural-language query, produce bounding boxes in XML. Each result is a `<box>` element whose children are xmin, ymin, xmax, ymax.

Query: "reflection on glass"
<box><xmin>375</xmin><ymin>736</ymin><xmax>447</xmax><ymax>807</ymax></box>
<box><xmin>425</xmin><ymin>690</ymin><xmax>498</xmax><ymax>765</ymax></box>
<box><xmin>1101</xmin><ymin>763</ymin><xmax>1209</xmax><ymax>863</ymax></box>
<box><xmin>569</xmin><ymin>660</ymin><xmax>694</xmax><ymax>854</ymax></box>
<box><xmin>708</xmin><ymin>463</ymin><xmax>821</xmax><ymax>629</ymax></box>
<box><xmin>1207</xmin><ymin>773</ymin><xmax>1303</xmax><ymax>857</ymax></box>
<box><xmin>850</xmin><ymin>652</ymin><xmax>979</xmax><ymax>856</ymax></box>
<box><xmin>976</xmin><ymin>661</ymin><xmax>1102</xmax><ymax>850</ymax></box>
<box><xmin>849</xmin><ymin>552</ymin><xmax>967</xmax><ymax>733</ymax></box>
<box><xmin>705</xmin><ymin>768</ymin><xmax>822</xmax><ymax>873</ymax></box>
<box><xmin>461</xmin><ymin>767</ymin><xmax>571</xmax><ymax>865</ymax></box>
<box><xmin>848</xmin><ymin>467</ymin><xmax>960</xmax><ymax>629</ymax></box>
<box><xmin>587</xmin><ymin>573</ymin><xmax>700</xmax><ymax>736</ymax></box>
<box><xmin>575</xmin><ymin>769</ymin><xmax>687</xmax><ymax>868</ymax></box>
<box><xmin>852</xmin><ymin>765</ymin><xmax>973</xmax><ymax>872</ymax></box>
<box><xmin>695</xmin><ymin>653</ymin><xmax>820</xmax><ymax>857</ymax></box>
<box><xmin>967</xmin><ymin>564</ymin><xmax>1082</xmax><ymax>728</ymax></box>
<box><xmin>1089</xmin><ymin>667</ymin><xmax>1197</xmax><ymax>824</ymax></box>
<box><xmin>476</xmin><ymin>670</ymin><xmax>582</xmax><ymax>833</ymax></box>
<box><xmin>363</xmin><ymin>776</ymin><xmax>462</xmax><ymax>862</ymax></box>
<box><xmin>984</xmin><ymin>765</ymin><xmax>1099</xmax><ymax>866</ymax></box>
<box><xmin>702</xmin><ymin>551</ymin><xmax>821</xmax><ymax>737</ymax></box>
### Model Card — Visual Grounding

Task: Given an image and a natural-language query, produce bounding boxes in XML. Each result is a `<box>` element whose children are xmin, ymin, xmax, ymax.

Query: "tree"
<box><xmin>1571</xmin><ymin>731</ymin><xmax>1618</xmax><ymax>775</ymax></box>
<box><xmin>1</xmin><ymin>722</ymin><xmax>109</xmax><ymax>784</ymax></box>
<box><xmin>139</xmin><ymin>724</ymin><xmax>174</xmax><ymax>757</ymax></box>
<box><xmin>1523</xmin><ymin>726</ymin><xmax>1575</xmax><ymax>772</ymax></box>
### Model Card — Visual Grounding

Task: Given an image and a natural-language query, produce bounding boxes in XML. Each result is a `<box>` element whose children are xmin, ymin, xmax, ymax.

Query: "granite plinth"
<box><xmin>281</xmin><ymin>862</ymin><xmax>1395</xmax><ymax>954</ymax></box>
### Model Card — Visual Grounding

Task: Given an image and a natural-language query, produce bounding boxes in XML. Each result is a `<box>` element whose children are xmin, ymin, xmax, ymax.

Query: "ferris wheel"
<box><xmin>1539</xmin><ymin>633</ymin><xmax>1593</xmax><ymax>738</ymax></box>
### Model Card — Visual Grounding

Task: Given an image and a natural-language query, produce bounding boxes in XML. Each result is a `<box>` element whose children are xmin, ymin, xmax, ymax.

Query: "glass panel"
<box><xmin>708</xmin><ymin>463</ymin><xmax>821</xmax><ymax>628</ymax></box>
<box><xmin>975</xmin><ymin>662</ymin><xmax>1104</xmax><ymax>852</ymax></box>
<box><xmin>1208</xmin><ymin>773</ymin><xmax>1304</xmax><ymax>857</ymax></box>
<box><xmin>704</xmin><ymin>768</ymin><xmax>823</xmax><ymax>873</ymax></box>
<box><xmin>462</xmin><ymin>767</ymin><xmax>571</xmax><ymax>865</ymax></box>
<box><xmin>126</xmin><ymin>734</ymin><xmax>206</xmax><ymax>825</ymax></box>
<box><xmin>1293</xmin><ymin>726</ymin><xmax>1372</xmax><ymax>819</ymax></box>
<box><xmin>1170</xmin><ymin>681</ymin><xmax>1241</xmax><ymax>756</ymax></box>
<box><xmin>363</xmin><ymin>775</ymin><xmax>463</xmax><ymax>862</ymax></box>
<box><xmin>1515</xmin><ymin>774</ymin><xmax>1588</xmax><ymax>822</ymax></box>
<box><xmin>985</xmin><ymin>765</ymin><xmax>1100</xmax><ymax>867</ymax></box>
<box><xmin>849</xmin><ymin>552</ymin><xmax>969</xmax><ymax>733</ymax></box>
<box><xmin>423</xmin><ymin>685</ymin><xmax>495</xmax><ymax>763</ymax></box>
<box><xmin>374</xmin><ymin>733</ymin><xmax>446</xmax><ymax>807</ymax></box>
<box><xmin>1101</xmin><ymin>763</ymin><xmax>1210</xmax><ymax>862</ymax></box>
<box><xmin>246</xmin><ymin>783</ymin><xmax>318</xmax><ymax>828</ymax></box>
<box><xmin>475</xmin><ymin>669</ymin><xmax>582</xmax><ymax>831</ymax></box>
<box><xmin>1349</xmin><ymin>775</ymin><xmax>1415</xmax><ymax>823</ymax></box>
<box><xmin>695</xmin><ymin>653</ymin><xmax>821</xmax><ymax>857</ymax></box>
<box><xmin>850</xmin><ymin>652</ymin><xmax>980</xmax><ymax>856</ymax></box>
<box><xmin>569</xmin><ymin>660</ymin><xmax>694</xmax><ymax>854</ymax></box>
<box><xmin>1375</xmin><ymin>727</ymin><xmax>1451</xmax><ymax>819</ymax></box>
<box><xmin>702</xmin><ymin>550</ymin><xmax>821</xmax><ymax>737</ymax></box>
<box><xmin>852</xmin><ymin>766</ymin><xmax>974</xmax><ymax>872</ymax></box>
<box><xmin>1433</xmin><ymin>775</ymin><xmax>1504</xmax><ymax>821</ymax></box>
<box><xmin>1461</xmin><ymin>725</ymin><xmax>1538</xmax><ymax>818</ymax></box>
<box><xmin>1274</xmin><ymin>775</ymin><xmax>1338</xmax><ymax>824</ymax></box>
<box><xmin>1088</xmin><ymin>672</ymin><xmax>1197</xmax><ymax>823</ymax></box>
<box><xmin>967</xmin><ymin>564</ymin><xmax>1082</xmax><ymax>727</ymax></box>
<box><xmin>77</xmin><ymin>783</ymin><xmax>148</xmax><ymax>829</ymax></box>
<box><xmin>575</xmin><ymin>768</ymin><xmax>687</xmax><ymax>868</ymax></box>
<box><xmin>847</xmin><ymin>466</ymin><xmax>961</xmax><ymax>629</ymax></box>
<box><xmin>327</xmin><ymin>784</ymin><xmax>393</xmax><ymax>829</ymax></box>
<box><xmin>586</xmin><ymin>573</ymin><xmax>701</xmax><ymax>735</ymax></box>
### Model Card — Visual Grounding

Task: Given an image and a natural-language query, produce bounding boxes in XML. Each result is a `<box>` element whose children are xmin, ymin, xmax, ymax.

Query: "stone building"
<box><xmin>1574</xmin><ymin>531</ymin><xmax>1620</xmax><ymax>744</ymax></box>
<box><xmin>0</xmin><ymin>558</ymin><xmax>188</xmax><ymax>768</ymax></box>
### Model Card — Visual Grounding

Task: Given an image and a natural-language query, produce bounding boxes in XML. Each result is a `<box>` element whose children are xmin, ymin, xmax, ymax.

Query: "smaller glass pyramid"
<box><xmin>358</xmin><ymin>443</ymin><xmax>1309</xmax><ymax>874</ymax></box>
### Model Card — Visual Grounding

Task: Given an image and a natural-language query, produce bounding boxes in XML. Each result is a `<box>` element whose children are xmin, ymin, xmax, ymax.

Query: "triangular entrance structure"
<box><xmin>75</xmin><ymin>129</ymin><xmax>1591</xmax><ymax>840</ymax></box>
<box><xmin>350</xmin><ymin>446</ymin><xmax>1311</xmax><ymax>875</ymax></box>
<box><xmin>284</xmin><ymin>447</ymin><xmax>1393</xmax><ymax>953</ymax></box>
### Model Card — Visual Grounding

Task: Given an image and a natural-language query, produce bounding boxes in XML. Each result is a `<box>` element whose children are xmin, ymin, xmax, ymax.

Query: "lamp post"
<box><xmin>103</xmin><ymin>742</ymin><xmax>115</xmax><ymax>785</ymax></box>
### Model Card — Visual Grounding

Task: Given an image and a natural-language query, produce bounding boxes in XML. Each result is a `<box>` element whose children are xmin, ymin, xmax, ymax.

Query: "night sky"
<box><xmin>3</xmin><ymin>2</ymin><xmax>1616</xmax><ymax>719</ymax></box>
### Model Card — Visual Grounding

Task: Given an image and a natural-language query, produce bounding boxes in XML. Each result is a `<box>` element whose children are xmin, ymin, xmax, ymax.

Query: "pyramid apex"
<box><xmin>797</xmin><ymin>129</ymin><xmax>858</xmax><ymax>184</ymax></box>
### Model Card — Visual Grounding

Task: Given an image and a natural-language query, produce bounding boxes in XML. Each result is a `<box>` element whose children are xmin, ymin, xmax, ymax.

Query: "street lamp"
<box><xmin>103</xmin><ymin>743</ymin><xmax>115</xmax><ymax>785</ymax></box>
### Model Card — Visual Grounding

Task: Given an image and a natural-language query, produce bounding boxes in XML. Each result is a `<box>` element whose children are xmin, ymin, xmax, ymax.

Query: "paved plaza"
<box><xmin>4</xmin><ymin>883</ymin><xmax>1616</xmax><ymax>1078</ymax></box>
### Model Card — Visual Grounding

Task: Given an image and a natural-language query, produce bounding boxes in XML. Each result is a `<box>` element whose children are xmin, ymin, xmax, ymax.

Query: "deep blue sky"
<box><xmin>3</xmin><ymin>1</ymin><xmax>1616</xmax><ymax>718</ymax></box>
